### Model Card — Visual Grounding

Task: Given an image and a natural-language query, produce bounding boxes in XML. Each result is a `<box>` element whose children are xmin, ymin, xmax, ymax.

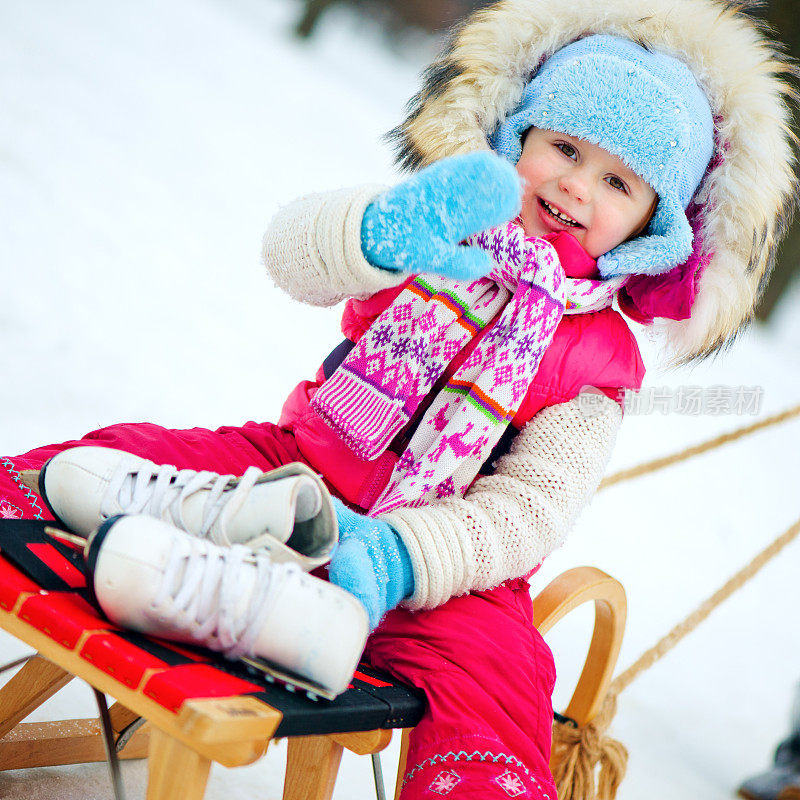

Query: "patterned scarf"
<box><xmin>312</xmin><ymin>223</ymin><xmax>624</xmax><ymax>515</ymax></box>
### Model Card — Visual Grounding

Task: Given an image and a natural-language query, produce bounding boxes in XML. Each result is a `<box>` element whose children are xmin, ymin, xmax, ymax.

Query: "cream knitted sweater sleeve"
<box><xmin>383</xmin><ymin>393</ymin><xmax>623</xmax><ymax>610</ymax></box>
<box><xmin>262</xmin><ymin>185</ymin><xmax>407</xmax><ymax>305</ymax></box>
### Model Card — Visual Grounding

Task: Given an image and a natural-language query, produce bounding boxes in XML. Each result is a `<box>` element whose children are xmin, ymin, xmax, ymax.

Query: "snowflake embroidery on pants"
<box><xmin>429</xmin><ymin>769</ymin><xmax>461</xmax><ymax>795</ymax></box>
<box><xmin>0</xmin><ymin>499</ymin><xmax>23</xmax><ymax>519</ymax></box>
<box><xmin>495</xmin><ymin>769</ymin><xmax>527</xmax><ymax>797</ymax></box>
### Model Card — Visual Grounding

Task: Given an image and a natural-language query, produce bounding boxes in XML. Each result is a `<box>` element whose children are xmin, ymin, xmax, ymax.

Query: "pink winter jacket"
<box><xmin>278</xmin><ymin>231</ymin><xmax>645</xmax><ymax>511</ymax></box>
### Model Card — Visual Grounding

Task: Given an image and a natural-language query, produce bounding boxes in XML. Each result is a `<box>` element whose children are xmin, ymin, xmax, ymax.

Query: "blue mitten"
<box><xmin>329</xmin><ymin>498</ymin><xmax>414</xmax><ymax>630</ymax></box>
<box><xmin>361</xmin><ymin>151</ymin><xmax>521</xmax><ymax>281</ymax></box>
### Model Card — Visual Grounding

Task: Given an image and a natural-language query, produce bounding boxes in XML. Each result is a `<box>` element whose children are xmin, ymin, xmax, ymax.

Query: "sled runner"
<box><xmin>0</xmin><ymin>517</ymin><xmax>625</xmax><ymax>800</ymax></box>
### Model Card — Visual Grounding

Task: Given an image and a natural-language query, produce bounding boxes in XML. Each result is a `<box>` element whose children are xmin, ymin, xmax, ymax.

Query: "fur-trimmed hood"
<box><xmin>388</xmin><ymin>0</ymin><xmax>798</xmax><ymax>363</ymax></box>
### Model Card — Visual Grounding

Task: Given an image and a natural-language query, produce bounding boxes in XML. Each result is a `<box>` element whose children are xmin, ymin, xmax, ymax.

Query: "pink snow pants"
<box><xmin>1</xmin><ymin>420</ymin><xmax>558</xmax><ymax>800</ymax></box>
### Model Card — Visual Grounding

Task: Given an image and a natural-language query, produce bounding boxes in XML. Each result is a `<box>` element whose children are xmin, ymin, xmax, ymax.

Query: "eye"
<box><xmin>606</xmin><ymin>175</ymin><xmax>628</xmax><ymax>193</ymax></box>
<box><xmin>555</xmin><ymin>142</ymin><xmax>577</xmax><ymax>160</ymax></box>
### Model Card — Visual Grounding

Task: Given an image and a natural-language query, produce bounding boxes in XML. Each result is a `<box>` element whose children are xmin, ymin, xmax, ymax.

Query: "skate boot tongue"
<box><xmin>202</xmin><ymin>474</ymin><xmax>323</xmax><ymax>546</ymax></box>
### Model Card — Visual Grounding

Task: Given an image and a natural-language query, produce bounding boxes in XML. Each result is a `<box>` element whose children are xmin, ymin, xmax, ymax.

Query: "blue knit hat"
<box><xmin>490</xmin><ymin>35</ymin><xmax>715</xmax><ymax>278</ymax></box>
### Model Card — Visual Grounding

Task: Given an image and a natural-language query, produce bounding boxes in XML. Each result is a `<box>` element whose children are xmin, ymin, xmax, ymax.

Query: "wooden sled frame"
<box><xmin>0</xmin><ymin>565</ymin><xmax>626</xmax><ymax>800</ymax></box>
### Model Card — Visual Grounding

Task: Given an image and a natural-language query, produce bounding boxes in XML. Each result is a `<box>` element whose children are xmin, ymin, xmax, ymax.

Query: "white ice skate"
<box><xmin>85</xmin><ymin>515</ymin><xmax>367</xmax><ymax>697</ymax></box>
<box><xmin>38</xmin><ymin>446</ymin><xmax>335</xmax><ymax>570</ymax></box>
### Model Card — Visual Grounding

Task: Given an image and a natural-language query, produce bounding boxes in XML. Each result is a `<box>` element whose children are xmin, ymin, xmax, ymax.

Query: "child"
<box><xmin>2</xmin><ymin>1</ymin><xmax>795</xmax><ymax>797</ymax></box>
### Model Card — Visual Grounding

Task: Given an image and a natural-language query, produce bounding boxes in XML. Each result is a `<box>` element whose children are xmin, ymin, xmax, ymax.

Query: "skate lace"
<box><xmin>100</xmin><ymin>459</ymin><xmax>262</xmax><ymax>544</ymax></box>
<box><xmin>153</xmin><ymin>539</ymin><xmax>303</xmax><ymax>659</ymax></box>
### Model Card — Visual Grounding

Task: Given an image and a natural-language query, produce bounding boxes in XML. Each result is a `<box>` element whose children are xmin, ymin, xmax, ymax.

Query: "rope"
<box><xmin>552</xmin><ymin>694</ymin><xmax>628</xmax><ymax>800</ymax></box>
<box><xmin>599</xmin><ymin>402</ymin><xmax>800</xmax><ymax>490</ymax></box>
<box><xmin>609</xmin><ymin>512</ymin><xmax>800</xmax><ymax>696</ymax></box>
<box><xmin>549</xmin><ymin>401</ymin><xmax>800</xmax><ymax>799</ymax></box>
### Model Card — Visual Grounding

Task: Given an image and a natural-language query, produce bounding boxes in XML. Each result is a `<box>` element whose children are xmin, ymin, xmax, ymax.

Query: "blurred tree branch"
<box><xmin>752</xmin><ymin>1</ymin><xmax>800</xmax><ymax>321</ymax></box>
<box><xmin>294</xmin><ymin>0</ymin><xmax>491</xmax><ymax>38</ymax></box>
<box><xmin>296</xmin><ymin>0</ymin><xmax>337</xmax><ymax>37</ymax></box>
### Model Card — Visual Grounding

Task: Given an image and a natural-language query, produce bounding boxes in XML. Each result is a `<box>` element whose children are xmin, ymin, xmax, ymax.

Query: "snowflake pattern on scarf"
<box><xmin>312</xmin><ymin>222</ymin><xmax>622</xmax><ymax>515</ymax></box>
<box><xmin>370</xmin><ymin>224</ymin><xmax>566</xmax><ymax>514</ymax></box>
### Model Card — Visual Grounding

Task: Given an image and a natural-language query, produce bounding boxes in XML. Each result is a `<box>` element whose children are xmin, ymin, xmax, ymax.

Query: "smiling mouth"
<box><xmin>539</xmin><ymin>199</ymin><xmax>582</xmax><ymax>228</ymax></box>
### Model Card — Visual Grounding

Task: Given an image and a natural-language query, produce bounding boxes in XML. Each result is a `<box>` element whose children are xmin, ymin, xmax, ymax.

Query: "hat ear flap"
<box><xmin>597</xmin><ymin>195</ymin><xmax>694</xmax><ymax>279</ymax></box>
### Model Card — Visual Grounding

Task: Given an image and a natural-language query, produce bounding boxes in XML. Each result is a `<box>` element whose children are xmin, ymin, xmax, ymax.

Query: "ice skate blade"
<box><xmin>44</xmin><ymin>525</ymin><xmax>89</xmax><ymax>551</ymax></box>
<box><xmin>240</xmin><ymin>655</ymin><xmax>338</xmax><ymax>701</ymax></box>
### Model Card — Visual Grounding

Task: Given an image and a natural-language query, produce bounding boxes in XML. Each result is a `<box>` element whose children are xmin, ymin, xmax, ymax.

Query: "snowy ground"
<box><xmin>1</xmin><ymin>2</ymin><xmax>799</xmax><ymax>798</ymax></box>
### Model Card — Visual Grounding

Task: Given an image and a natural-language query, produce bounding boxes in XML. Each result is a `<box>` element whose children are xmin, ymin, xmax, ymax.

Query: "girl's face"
<box><xmin>515</xmin><ymin>128</ymin><xmax>657</xmax><ymax>259</ymax></box>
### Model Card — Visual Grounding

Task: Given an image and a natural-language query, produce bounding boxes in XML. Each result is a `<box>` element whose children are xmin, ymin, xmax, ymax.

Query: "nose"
<box><xmin>558</xmin><ymin>168</ymin><xmax>591</xmax><ymax>203</ymax></box>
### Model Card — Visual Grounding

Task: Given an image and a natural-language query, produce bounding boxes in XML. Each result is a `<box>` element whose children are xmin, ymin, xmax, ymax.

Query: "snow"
<box><xmin>1</xmin><ymin>1</ymin><xmax>798</xmax><ymax>798</ymax></box>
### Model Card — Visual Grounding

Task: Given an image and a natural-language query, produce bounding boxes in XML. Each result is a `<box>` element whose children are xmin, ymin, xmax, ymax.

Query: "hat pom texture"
<box><xmin>387</xmin><ymin>0</ymin><xmax>798</xmax><ymax>363</ymax></box>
